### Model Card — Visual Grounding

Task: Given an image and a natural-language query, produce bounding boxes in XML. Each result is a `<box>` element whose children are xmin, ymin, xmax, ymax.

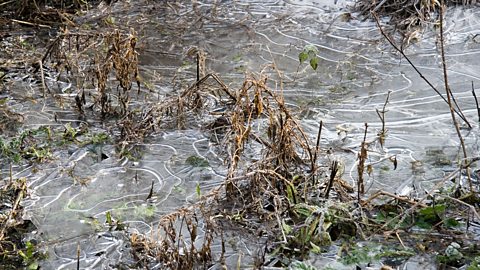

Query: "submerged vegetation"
<box><xmin>1</xmin><ymin>0</ymin><xmax>480</xmax><ymax>269</ymax></box>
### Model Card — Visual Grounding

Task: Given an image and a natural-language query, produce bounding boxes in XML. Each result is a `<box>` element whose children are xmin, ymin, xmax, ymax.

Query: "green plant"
<box><xmin>0</xmin><ymin>128</ymin><xmax>54</xmax><ymax>163</ymax></box>
<box><xmin>415</xmin><ymin>204</ymin><xmax>446</xmax><ymax>229</ymax></box>
<box><xmin>63</xmin><ymin>123</ymin><xmax>78</xmax><ymax>141</ymax></box>
<box><xmin>89</xmin><ymin>132</ymin><xmax>109</xmax><ymax>144</ymax></box>
<box><xmin>340</xmin><ymin>244</ymin><xmax>375</xmax><ymax>265</ymax></box>
<box><xmin>196</xmin><ymin>182</ymin><xmax>201</xmax><ymax>197</ymax></box>
<box><xmin>467</xmin><ymin>256</ymin><xmax>480</xmax><ymax>270</ymax></box>
<box><xmin>104</xmin><ymin>211</ymin><xmax>126</xmax><ymax>231</ymax></box>
<box><xmin>18</xmin><ymin>241</ymin><xmax>39</xmax><ymax>270</ymax></box>
<box><xmin>298</xmin><ymin>45</ymin><xmax>320</xmax><ymax>70</ymax></box>
<box><xmin>438</xmin><ymin>242</ymin><xmax>464</xmax><ymax>267</ymax></box>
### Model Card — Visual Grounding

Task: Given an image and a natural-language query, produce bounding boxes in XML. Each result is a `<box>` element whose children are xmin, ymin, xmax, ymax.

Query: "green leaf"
<box><xmin>310</xmin><ymin>57</ymin><xmax>318</xmax><ymax>70</ymax></box>
<box><xmin>286</xmin><ymin>183</ymin><xmax>296</xmax><ymax>204</ymax></box>
<box><xmin>444</xmin><ymin>218</ymin><xmax>459</xmax><ymax>228</ymax></box>
<box><xmin>18</xmin><ymin>250</ymin><xmax>28</xmax><ymax>260</ymax></box>
<box><xmin>310</xmin><ymin>241</ymin><xmax>322</xmax><ymax>254</ymax></box>
<box><xmin>232</xmin><ymin>53</ymin><xmax>242</xmax><ymax>62</ymax></box>
<box><xmin>304</xmin><ymin>44</ymin><xmax>318</xmax><ymax>54</ymax></box>
<box><xmin>26</xmin><ymin>241</ymin><xmax>35</xmax><ymax>258</ymax></box>
<box><xmin>106</xmin><ymin>211</ymin><xmax>113</xmax><ymax>226</ymax></box>
<box><xmin>196</xmin><ymin>182</ymin><xmax>201</xmax><ymax>197</ymax></box>
<box><xmin>105</xmin><ymin>16</ymin><xmax>116</xmax><ymax>25</ymax></box>
<box><xmin>282</xmin><ymin>220</ymin><xmax>292</xmax><ymax>234</ymax></box>
<box><xmin>467</xmin><ymin>256</ymin><xmax>480</xmax><ymax>270</ymax></box>
<box><xmin>28</xmin><ymin>262</ymin><xmax>39</xmax><ymax>270</ymax></box>
<box><xmin>293</xmin><ymin>203</ymin><xmax>318</xmax><ymax>217</ymax></box>
<box><xmin>299</xmin><ymin>51</ymin><xmax>308</xmax><ymax>64</ymax></box>
<box><xmin>419</xmin><ymin>204</ymin><xmax>446</xmax><ymax>218</ymax></box>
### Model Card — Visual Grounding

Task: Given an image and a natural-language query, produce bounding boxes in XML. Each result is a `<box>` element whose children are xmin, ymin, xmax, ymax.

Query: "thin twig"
<box><xmin>371</xmin><ymin>11</ymin><xmax>471</xmax><ymax>129</ymax></box>
<box><xmin>438</xmin><ymin>2</ymin><xmax>472</xmax><ymax>191</ymax></box>
<box><xmin>311</xmin><ymin>120</ymin><xmax>323</xmax><ymax>182</ymax></box>
<box><xmin>181</xmin><ymin>73</ymin><xmax>236</xmax><ymax>102</ymax></box>
<box><xmin>357</xmin><ymin>123</ymin><xmax>368</xmax><ymax>201</ymax></box>
<box><xmin>472</xmin><ymin>81</ymin><xmax>480</xmax><ymax>123</ymax></box>
<box><xmin>0</xmin><ymin>180</ymin><xmax>26</xmax><ymax>240</ymax></box>
<box><xmin>362</xmin><ymin>190</ymin><xmax>428</xmax><ymax>208</ymax></box>
<box><xmin>376</xmin><ymin>91</ymin><xmax>391</xmax><ymax>148</ymax></box>
<box><xmin>437</xmin><ymin>194</ymin><xmax>480</xmax><ymax>222</ymax></box>
<box><xmin>324</xmin><ymin>160</ymin><xmax>338</xmax><ymax>199</ymax></box>
<box><xmin>395</xmin><ymin>231</ymin><xmax>406</xmax><ymax>249</ymax></box>
<box><xmin>38</xmin><ymin>60</ymin><xmax>49</xmax><ymax>98</ymax></box>
<box><xmin>0</xmin><ymin>0</ymin><xmax>15</xmax><ymax>7</ymax></box>
<box><xmin>10</xmin><ymin>18</ymin><xmax>51</xmax><ymax>28</ymax></box>
<box><xmin>77</xmin><ymin>242</ymin><xmax>80</xmax><ymax>270</ymax></box>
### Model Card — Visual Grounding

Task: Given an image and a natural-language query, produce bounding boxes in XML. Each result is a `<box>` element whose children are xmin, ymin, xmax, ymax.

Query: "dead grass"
<box><xmin>355</xmin><ymin>0</ymin><xmax>478</xmax><ymax>44</ymax></box>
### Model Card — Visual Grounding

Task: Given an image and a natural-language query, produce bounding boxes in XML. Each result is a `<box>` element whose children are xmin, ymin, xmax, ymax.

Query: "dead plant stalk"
<box><xmin>371</xmin><ymin>11</ymin><xmax>471</xmax><ymax>129</ymax></box>
<box><xmin>438</xmin><ymin>2</ymin><xmax>472</xmax><ymax>191</ymax></box>
<box><xmin>357</xmin><ymin>123</ymin><xmax>368</xmax><ymax>201</ymax></box>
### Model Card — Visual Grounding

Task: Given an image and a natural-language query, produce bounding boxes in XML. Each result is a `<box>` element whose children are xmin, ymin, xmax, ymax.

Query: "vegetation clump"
<box><xmin>0</xmin><ymin>1</ymin><xmax>479</xmax><ymax>269</ymax></box>
<box><xmin>0</xmin><ymin>0</ymin><xmax>110</xmax><ymax>23</ymax></box>
<box><xmin>355</xmin><ymin>0</ymin><xmax>479</xmax><ymax>44</ymax></box>
<box><xmin>0</xmin><ymin>178</ymin><xmax>42</xmax><ymax>270</ymax></box>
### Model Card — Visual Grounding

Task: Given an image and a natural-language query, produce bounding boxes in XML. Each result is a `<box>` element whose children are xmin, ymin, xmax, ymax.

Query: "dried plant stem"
<box><xmin>362</xmin><ymin>190</ymin><xmax>428</xmax><ymax>208</ymax></box>
<box><xmin>181</xmin><ymin>73</ymin><xmax>236</xmax><ymax>102</ymax></box>
<box><xmin>0</xmin><ymin>180</ymin><xmax>26</xmax><ymax>241</ymax></box>
<box><xmin>357</xmin><ymin>123</ymin><xmax>368</xmax><ymax>202</ymax></box>
<box><xmin>438</xmin><ymin>2</ymin><xmax>472</xmax><ymax>191</ymax></box>
<box><xmin>324</xmin><ymin>160</ymin><xmax>338</xmax><ymax>199</ymax></box>
<box><xmin>372</xmin><ymin>12</ymin><xmax>471</xmax><ymax>129</ymax></box>
<box><xmin>38</xmin><ymin>59</ymin><xmax>49</xmax><ymax>98</ymax></box>
<box><xmin>472</xmin><ymin>81</ymin><xmax>480</xmax><ymax>123</ymax></box>
<box><xmin>376</xmin><ymin>90</ymin><xmax>391</xmax><ymax>147</ymax></box>
<box><xmin>438</xmin><ymin>194</ymin><xmax>480</xmax><ymax>221</ymax></box>
<box><xmin>311</xmin><ymin>120</ymin><xmax>323</xmax><ymax>183</ymax></box>
<box><xmin>77</xmin><ymin>243</ymin><xmax>80</xmax><ymax>270</ymax></box>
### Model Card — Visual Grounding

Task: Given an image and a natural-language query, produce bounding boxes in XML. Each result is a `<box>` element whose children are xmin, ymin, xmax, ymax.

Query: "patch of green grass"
<box><xmin>415</xmin><ymin>204</ymin><xmax>446</xmax><ymax>229</ymax></box>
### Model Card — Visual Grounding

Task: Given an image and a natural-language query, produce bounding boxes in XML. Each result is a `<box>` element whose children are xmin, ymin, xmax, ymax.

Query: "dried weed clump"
<box><xmin>0</xmin><ymin>177</ymin><xmax>39</xmax><ymax>269</ymax></box>
<box><xmin>215</xmin><ymin>70</ymin><xmax>361</xmax><ymax>258</ymax></box>
<box><xmin>43</xmin><ymin>28</ymin><xmax>140</xmax><ymax>118</ymax></box>
<box><xmin>355</xmin><ymin>0</ymin><xmax>478</xmax><ymax>42</ymax></box>
<box><xmin>130</xmin><ymin>206</ymin><xmax>216</xmax><ymax>269</ymax></box>
<box><xmin>0</xmin><ymin>0</ymin><xmax>105</xmax><ymax>25</ymax></box>
<box><xmin>129</xmin><ymin>61</ymin><xmax>361</xmax><ymax>267</ymax></box>
<box><xmin>128</xmin><ymin>57</ymin><xmax>480</xmax><ymax>268</ymax></box>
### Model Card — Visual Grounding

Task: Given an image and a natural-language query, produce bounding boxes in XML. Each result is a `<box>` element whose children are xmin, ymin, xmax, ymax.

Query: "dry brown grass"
<box><xmin>355</xmin><ymin>0</ymin><xmax>478</xmax><ymax>42</ymax></box>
